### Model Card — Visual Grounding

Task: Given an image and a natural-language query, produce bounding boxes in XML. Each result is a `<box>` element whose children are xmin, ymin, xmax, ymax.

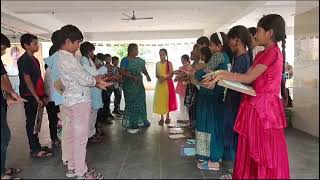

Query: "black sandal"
<box><xmin>41</xmin><ymin>146</ymin><xmax>52</xmax><ymax>153</ymax></box>
<box><xmin>30</xmin><ymin>150</ymin><xmax>53</xmax><ymax>158</ymax></box>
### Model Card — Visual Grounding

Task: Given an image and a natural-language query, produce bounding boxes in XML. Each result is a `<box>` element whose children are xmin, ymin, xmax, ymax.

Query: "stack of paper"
<box><xmin>167</xmin><ymin>124</ymin><xmax>176</xmax><ymax>128</ymax></box>
<box><xmin>167</xmin><ymin>123</ymin><xmax>189</xmax><ymax>128</ymax></box>
<box><xmin>177</xmin><ymin>120</ymin><xmax>189</xmax><ymax>124</ymax></box>
<box><xmin>168</xmin><ymin>134</ymin><xmax>185</xmax><ymax>139</ymax></box>
<box><xmin>169</xmin><ymin>128</ymin><xmax>184</xmax><ymax>134</ymax></box>
<box><xmin>176</xmin><ymin>123</ymin><xmax>189</xmax><ymax>127</ymax></box>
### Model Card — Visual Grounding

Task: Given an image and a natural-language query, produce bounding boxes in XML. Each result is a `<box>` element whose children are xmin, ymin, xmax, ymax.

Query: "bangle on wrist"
<box><xmin>232</xmin><ymin>73</ymin><xmax>237</xmax><ymax>82</ymax></box>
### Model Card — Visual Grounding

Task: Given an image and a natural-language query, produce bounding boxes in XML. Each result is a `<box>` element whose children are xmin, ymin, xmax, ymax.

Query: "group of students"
<box><xmin>1</xmin><ymin>13</ymin><xmax>291</xmax><ymax>180</ymax></box>
<box><xmin>151</xmin><ymin>14</ymin><xmax>290</xmax><ymax>179</ymax></box>
<box><xmin>1</xmin><ymin>25</ymin><xmax>125</xmax><ymax>179</ymax></box>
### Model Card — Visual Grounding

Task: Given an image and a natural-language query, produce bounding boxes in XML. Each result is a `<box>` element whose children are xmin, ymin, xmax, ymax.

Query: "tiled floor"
<box><xmin>5</xmin><ymin>91</ymin><xmax>319</xmax><ymax>179</ymax></box>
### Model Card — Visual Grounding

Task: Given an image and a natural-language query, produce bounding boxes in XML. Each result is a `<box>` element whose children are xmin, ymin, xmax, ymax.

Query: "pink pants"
<box><xmin>62</xmin><ymin>102</ymin><xmax>91</xmax><ymax>176</ymax></box>
<box><xmin>58</xmin><ymin>107</ymin><xmax>67</xmax><ymax>163</ymax></box>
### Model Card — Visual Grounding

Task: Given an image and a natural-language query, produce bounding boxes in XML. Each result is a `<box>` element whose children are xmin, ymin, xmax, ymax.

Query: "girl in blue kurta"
<box><xmin>223</xmin><ymin>26</ymin><xmax>251</xmax><ymax>161</ymax></box>
<box><xmin>79</xmin><ymin>42</ymin><xmax>105</xmax><ymax>143</ymax></box>
<box><xmin>195</xmin><ymin>44</ymin><xmax>228</xmax><ymax>171</ymax></box>
<box><xmin>220</xmin><ymin>26</ymin><xmax>252</xmax><ymax>178</ymax></box>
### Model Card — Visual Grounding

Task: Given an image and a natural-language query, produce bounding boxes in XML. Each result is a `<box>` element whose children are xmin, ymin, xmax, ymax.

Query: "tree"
<box><xmin>112</xmin><ymin>44</ymin><xmax>150</xmax><ymax>60</ymax></box>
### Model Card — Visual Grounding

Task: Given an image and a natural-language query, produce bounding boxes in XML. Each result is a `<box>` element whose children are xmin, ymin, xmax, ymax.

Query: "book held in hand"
<box><xmin>202</xmin><ymin>71</ymin><xmax>256</xmax><ymax>96</ymax></box>
<box><xmin>34</xmin><ymin>104</ymin><xmax>44</xmax><ymax>134</ymax></box>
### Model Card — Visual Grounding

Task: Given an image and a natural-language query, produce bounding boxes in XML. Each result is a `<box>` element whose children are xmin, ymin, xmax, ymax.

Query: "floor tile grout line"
<box><xmin>159</xmin><ymin>143</ymin><xmax>162</xmax><ymax>179</ymax></box>
<box><xmin>117</xmin><ymin>145</ymin><xmax>130</xmax><ymax>179</ymax></box>
<box><xmin>200</xmin><ymin>169</ymin><xmax>206</xmax><ymax>179</ymax></box>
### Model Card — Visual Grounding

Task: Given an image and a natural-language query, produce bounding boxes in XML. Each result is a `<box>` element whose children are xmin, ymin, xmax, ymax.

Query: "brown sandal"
<box><xmin>158</xmin><ymin>119</ymin><xmax>164</xmax><ymax>126</ymax></box>
<box><xmin>165</xmin><ymin>118</ymin><xmax>171</xmax><ymax>124</ymax></box>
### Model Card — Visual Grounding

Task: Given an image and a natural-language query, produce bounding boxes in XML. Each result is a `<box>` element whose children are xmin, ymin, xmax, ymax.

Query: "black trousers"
<box><xmin>97</xmin><ymin>90</ymin><xmax>112</xmax><ymax>122</ymax></box>
<box><xmin>22</xmin><ymin>96</ymin><xmax>41</xmax><ymax>152</ymax></box>
<box><xmin>45</xmin><ymin>101</ymin><xmax>59</xmax><ymax>141</ymax></box>
<box><xmin>108</xmin><ymin>87</ymin><xmax>122</xmax><ymax>112</ymax></box>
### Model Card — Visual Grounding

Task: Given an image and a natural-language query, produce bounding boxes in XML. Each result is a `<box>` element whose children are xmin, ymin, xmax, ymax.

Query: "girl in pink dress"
<box><xmin>203</xmin><ymin>14</ymin><xmax>290</xmax><ymax>179</ymax></box>
<box><xmin>175</xmin><ymin>54</ymin><xmax>193</xmax><ymax>122</ymax></box>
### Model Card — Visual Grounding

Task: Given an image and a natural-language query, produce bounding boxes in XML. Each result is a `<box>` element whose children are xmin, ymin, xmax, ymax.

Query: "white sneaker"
<box><xmin>67</xmin><ymin>168</ymin><xmax>95</xmax><ymax>178</ymax></box>
<box><xmin>66</xmin><ymin>169</ymin><xmax>76</xmax><ymax>178</ymax></box>
<box><xmin>63</xmin><ymin>161</ymin><xmax>68</xmax><ymax>166</ymax></box>
<box><xmin>127</xmin><ymin>129</ymin><xmax>139</xmax><ymax>134</ymax></box>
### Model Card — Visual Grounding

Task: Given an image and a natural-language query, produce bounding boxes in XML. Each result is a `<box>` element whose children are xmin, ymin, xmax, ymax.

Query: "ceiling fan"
<box><xmin>121</xmin><ymin>11</ymin><xmax>153</xmax><ymax>21</ymax></box>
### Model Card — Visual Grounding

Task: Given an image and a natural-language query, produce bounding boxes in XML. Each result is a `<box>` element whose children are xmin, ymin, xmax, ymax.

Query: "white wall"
<box><xmin>293</xmin><ymin>7</ymin><xmax>319</xmax><ymax>137</ymax></box>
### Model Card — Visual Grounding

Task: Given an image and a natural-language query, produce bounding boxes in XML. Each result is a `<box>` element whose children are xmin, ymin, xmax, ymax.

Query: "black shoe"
<box><xmin>113</xmin><ymin>110</ymin><xmax>123</xmax><ymax>116</ymax></box>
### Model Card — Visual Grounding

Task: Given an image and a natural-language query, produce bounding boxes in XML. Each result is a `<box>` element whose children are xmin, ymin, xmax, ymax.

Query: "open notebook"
<box><xmin>218</xmin><ymin>80</ymin><xmax>256</xmax><ymax>96</ymax></box>
<box><xmin>202</xmin><ymin>71</ymin><xmax>256</xmax><ymax>96</ymax></box>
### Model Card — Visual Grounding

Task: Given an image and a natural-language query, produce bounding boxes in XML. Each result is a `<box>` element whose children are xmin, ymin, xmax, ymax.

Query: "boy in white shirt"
<box><xmin>57</xmin><ymin>25</ymin><xmax>110</xmax><ymax>179</ymax></box>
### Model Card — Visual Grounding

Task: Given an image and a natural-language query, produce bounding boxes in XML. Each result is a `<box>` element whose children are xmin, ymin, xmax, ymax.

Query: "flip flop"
<box><xmin>196</xmin><ymin>161</ymin><xmax>207</xmax><ymax>167</ymax></box>
<box><xmin>220</xmin><ymin>173</ymin><xmax>232</xmax><ymax>179</ymax></box>
<box><xmin>197</xmin><ymin>161</ymin><xmax>220</xmax><ymax>171</ymax></box>
<box><xmin>1</xmin><ymin>174</ymin><xmax>21</xmax><ymax>180</ymax></box>
<box><xmin>30</xmin><ymin>150</ymin><xmax>53</xmax><ymax>158</ymax></box>
<box><xmin>5</xmin><ymin>168</ymin><xmax>22</xmax><ymax>175</ymax></box>
<box><xmin>196</xmin><ymin>159</ymin><xmax>206</xmax><ymax>163</ymax></box>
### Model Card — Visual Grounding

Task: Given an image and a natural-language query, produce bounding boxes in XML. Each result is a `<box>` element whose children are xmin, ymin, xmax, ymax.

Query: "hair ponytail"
<box><xmin>227</xmin><ymin>25</ymin><xmax>251</xmax><ymax>64</ymax></box>
<box><xmin>248</xmin><ymin>47</ymin><xmax>253</xmax><ymax>65</ymax></box>
<box><xmin>281</xmin><ymin>39</ymin><xmax>286</xmax><ymax>74</ymax></box>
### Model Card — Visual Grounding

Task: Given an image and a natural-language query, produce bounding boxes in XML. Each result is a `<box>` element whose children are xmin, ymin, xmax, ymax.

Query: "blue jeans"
<box><xmin>1</xmin><ymin>106</ymin><xmax>11</xmax><ymax>176</ymax></box>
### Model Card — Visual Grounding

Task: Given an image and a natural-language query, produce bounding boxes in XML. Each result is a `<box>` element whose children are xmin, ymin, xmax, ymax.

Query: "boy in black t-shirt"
<box><xmin>17</xmin><ymin>33</ymin><xmax>52</xmax><ymax>158</ymax></box>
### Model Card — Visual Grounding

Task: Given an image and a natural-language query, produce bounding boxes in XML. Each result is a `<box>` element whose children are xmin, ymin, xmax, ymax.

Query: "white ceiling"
<box><xmin>1</xmin><ymin>1</ymin><xmax>319</xmax><ymax>41</ymax></box>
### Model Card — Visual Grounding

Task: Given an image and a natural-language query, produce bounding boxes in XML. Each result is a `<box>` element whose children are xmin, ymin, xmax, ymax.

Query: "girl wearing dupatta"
<box><xmin>195</xmin><ymin>32</ymin><xmax>229</xmax><ymax>171</ymax></box>
<box><xmin>153</xmin><ymin>48</ymin><xmax>178</xmax><ymax>125</ymax></box>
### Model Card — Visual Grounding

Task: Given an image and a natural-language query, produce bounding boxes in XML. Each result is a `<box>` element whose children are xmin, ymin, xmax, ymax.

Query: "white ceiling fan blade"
<box><xmin>135</xmin><ymin>17</ymin><xmax>154</xmax><ymax>20</ymax></box>
<box><xmin>122</xmin><ymin>13</ymin><xmax>132</xmax><ymax>18</ymax></box>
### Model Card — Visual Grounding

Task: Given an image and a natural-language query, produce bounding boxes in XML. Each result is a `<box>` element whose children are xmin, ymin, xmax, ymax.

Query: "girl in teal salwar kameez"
<box><xmin>195</xmin><ymin>36</ymin><xmax>229</xmax><ymax>171</ymax></box>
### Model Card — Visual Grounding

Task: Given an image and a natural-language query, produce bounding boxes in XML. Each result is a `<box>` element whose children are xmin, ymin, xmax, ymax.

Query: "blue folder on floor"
<box><xmin>180</xmin><ymin>143</ymin><xmax>196</xmax><ymax>156</ymax></box>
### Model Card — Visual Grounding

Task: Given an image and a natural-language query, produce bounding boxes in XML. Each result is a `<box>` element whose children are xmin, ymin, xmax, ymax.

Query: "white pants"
<box><xmin>179</xmin><ymin>95</ymin><xmax>189</xmax><ymax>121</ymax></box>
<box><xmin>89</xmin><ymin>109</ymin><xmax>98</xmax><ymax>138</ymax></box>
